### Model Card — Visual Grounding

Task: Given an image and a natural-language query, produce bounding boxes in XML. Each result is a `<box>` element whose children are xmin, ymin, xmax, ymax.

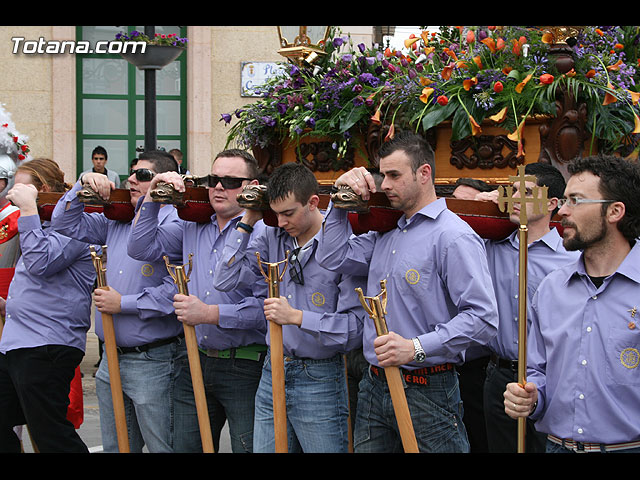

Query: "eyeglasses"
<box><xmin>130</xmin><ymin>167</ymin><xmax>155</xmax><ymax>182</ymax></box>
<box><xmin>204</xmin><ymin>175</ymin><xmax>252</xmax><ymax>190</ymax></box>
<box><xmin>289</xmin><ymin>247</ymin><xmax>304</xmax><ymax>286</ymax></box>
<box><xmin>558</xmin><ymin>197</ymin><xmax>615</xmax><ymax>208</ymax></box>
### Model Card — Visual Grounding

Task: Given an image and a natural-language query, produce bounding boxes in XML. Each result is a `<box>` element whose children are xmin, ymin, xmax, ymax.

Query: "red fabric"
<box><xmin>66</xmin><ymin>366</ymin><xmax>83</xmax><ymax>429</ymax></box>
<box><xmin>176</xmin><ymin>202</ymin><xmax>215</xmax><ymax>223</ymax></box>
<box><xmin>0</xmin><ymin>267</ymin><xmax>14</xmax><ymax>299</ymax></box>
<box><xmin>0</xmin><ymin>205</ymin><xmax>19</xmax><ymax>243</ymax></box>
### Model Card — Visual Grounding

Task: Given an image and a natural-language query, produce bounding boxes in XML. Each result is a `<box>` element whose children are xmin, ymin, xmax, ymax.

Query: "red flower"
<box><xmin>437</xmin><ymin>95</ymin><xmax>448</xmax><ymax>106</ymax></box>
<box><xmin>539</xmin><ymin>73</ymin><xmax>554</xmax><ymax>84</ymax></box>
<box><xmin>493</xmin><ymin>81</ymin><xmax>503</xmax><ymax>93</ymax></box>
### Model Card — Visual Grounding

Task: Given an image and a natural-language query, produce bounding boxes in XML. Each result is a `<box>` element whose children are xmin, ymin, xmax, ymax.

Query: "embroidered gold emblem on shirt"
<box><xmin>405</xmin><ymin>269</ymin><xmax>420</xmax><ymax>285</ymax></box>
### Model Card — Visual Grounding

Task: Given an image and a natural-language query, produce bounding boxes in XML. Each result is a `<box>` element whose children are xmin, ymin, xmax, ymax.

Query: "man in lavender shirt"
<box><xmin>477</xmin><ymin>162</ymin><xmax>579</xmax><ymax>453</ymax></box>
<box><xmin>127</xmin><ymin>149</ymin><xmax>268</xmax><ymax>453</ymax></box>
<box><xmin>0</xmin><ymin>159</ymin><xmax>95</xmax><ymax>453</ymax></box>
<box><xmin>51</xmin><ymin>150</ymin><xmax>186</xmax><ymax>453</ymax></box>
<box><xmin>214</xmin><ymin>162</ymin><xmax>366</xmax><ymax>453</ymax></box>
<box><xmin>315</xmin><ymin>131</ymin><xmax>498</xmax><ymax>453</ymax></box>
<box><xmin>505</xmin><ymin>155</ymin><xmax>640</xmax><ymax>453</ymax></box>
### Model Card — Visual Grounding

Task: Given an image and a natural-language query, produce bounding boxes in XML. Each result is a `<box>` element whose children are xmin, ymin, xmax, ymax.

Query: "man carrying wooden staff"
<box><xmin>127</xmin><ymin>149</ymin><xmax>267</xmax><ymax>453</ymax></box>
<box><xmin>214</xmin><ymin>162</ymin><xmax>365</xmax><ymax>453</ymax></box>
<box><xmin>505</xmin><ymin>155</ymin><xmax>640</xmax><ymax>453</ymax></box>
<box><xmin>51</xmin><ymin>150</ymin><xmax>187</xmax><ymax>453</ymax></box>
<box><xmin>164</xmin><ymin>254</ymin><xmax>214</xmax><ymax>453</ymax></box>
<box><xmin>477</xmin><ymin>163</ymin><xmax>578</xmax><ymax>454</ymax></box>
<box><xmin>316</xmin><ymin>131</ymin><xmax>498</xmax><ymax>453</ymax></box>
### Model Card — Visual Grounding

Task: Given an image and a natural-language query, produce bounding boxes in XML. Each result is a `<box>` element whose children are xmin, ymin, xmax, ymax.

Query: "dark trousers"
<box><xmin>0</xmin><ymin>345</ymin><xmax>88</xmax><ymax>453</ymax></box>
<box><xmin>457</xmin><ymin>355</ymin><xmax>490</xmax><ymax>453</ymax></box>
<box><xmin>483</xmin><ymin>359</ymin><xmax>546</xmax><ymax>453</ymax></box>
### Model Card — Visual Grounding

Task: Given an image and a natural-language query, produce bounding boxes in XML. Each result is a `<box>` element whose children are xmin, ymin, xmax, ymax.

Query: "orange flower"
<box><xmin>469</xmin><ymin>115</ymin><xmax>482</xmax><ymax>136</ymax></box>
<box><xmin>441</xmin><ymin>64</ymin><xmax>454</xmax><ymax>80</ymax></box>
<box><xmin>370</xmin><ymin>109</ymin><xmax>382</xmax><ymax>124</ymax></box>
<box><xmin>615</xmin><ymin>43</ymin><xmax>624</xmax><ymax>50</ymax></box>
<box><xmin>420</xmin><ymin>77</ymin><xmax>434</xmax><ymax>86</ymax></box>
<box><xmin>539</xmin><ymin>73</ymin><xmax>554</xmax><ymax>85</ymax></box>
<box><xmin>421</xmin><ymin>31</ymin><xmax>430</xmax><ymax>44</ymax></box>
<box><xmin>627</xmin><ymin>89</ymin><xmax>640</xmax><ymax>105</ymax></box>
<box><xmin>508</xmin><ymin>120</ymin><xmax>525</xmax><ymax>141</ymax></box>
<box><xmin>512</xmin><ymin>36</ymin><xmax>527</xmax><ymax>56</ymax></box>
<box><xmin>603</xmin><ymin>83</ymin><xmax>617</xmax><ymax>105</ymax></box>
<box><xmin>633</xmin><ymin>113</ymin><xmax>640</xmax><ymax>134</ymax></box>
<box><xmin>515</xmin><ymin>73</ymin><xmax>533</xmax><ymax>93</ymax></box>
<box><xmin>473</xmin><ymin>56</ymin><xmax>483</xmax><ymax>69</ymax></box>
<box><xmin>466</xmin><ymin>30</ymin><xmax>475</xmax><ymax>44</ymax></box>
<box><xmin>481</xmin><ymin>38</ymin><xmax>497</xmax><ymax>53</ymax></box>
<box><xmin>607</xmin><ymin>60</ymin><xmax>624</xmax><ymax>71</ymax></box>
<box><xmin>404</xmin><ymin>36</ymin><xmax>420</xmax><ymax>49</ymax></box>
<box><xmin>595</xmin><ymin>29</ymin><xmax>604</xmax><ymax>36</ymax></box>
<box><xmin>496</xmin><ymin>38</ymin><xmax>505</xmax><ymax>50</ymax></box>
<box><xmin>489</xmin><ymin>107</ymin><xmax>508</xmax><ymax>123</ymax></box>
<box><xmin>564</xmin><ymin>68</ymin><xmax>576</xmax><ymax>77</ymax></box>
<box><xmin>586</xmin><ymin>69</ymin><xmax>596</xmax><ymax>78</ymax></box>
<box><xmin>541</xmin><ymin>32</ymin><xmax>555</xmax><ymax>44</ymax></box>
<box><xmin>502</xmin><ymin>66</ymin><xmax>513</xmax><ymax>75</ymax></box>
<box><xmin>444</xmin><ymin>48</ymin><xmax>458</xmax><ymax>61</ymax></box>
<box><xmin>463</xmin><ymin>77</ymin><xmax>478</xmax><ymax>91</ymax></box>
<box><xmin>420</xmin><ymin>87</ymin><xmax>434</xmax><ymax>104</ymax></box>
<box><xmin>385</xmin><ymin>123</ymin><xmax>395</xmax><ymax>142</ymax></box>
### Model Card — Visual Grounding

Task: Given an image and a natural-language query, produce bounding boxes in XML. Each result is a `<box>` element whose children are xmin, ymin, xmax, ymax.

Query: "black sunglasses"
<box><xmin>129</xmin><ymin>167</ymin><xmax>155</xmax><ymax>182</ymax></box>
<box><xmin>289</xmin><ymin>247</ymin><xmax>304</xmax><ymax>286</ymax></box>
<box><xmin>192</xmin><ymin>175</ymin><xmax>252</xmax><ymax>190</ymax></box>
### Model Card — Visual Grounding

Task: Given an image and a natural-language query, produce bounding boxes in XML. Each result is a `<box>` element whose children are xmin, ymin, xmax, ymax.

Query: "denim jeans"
<box><xmin>354</xmin><ymin>365</ymin><xmax>469</xmax><ymax>453</ymax></box>
<box><xmin>253</xmin><ymin>350</ymin><xmax>349</xmax><ymax>453</ymax></box>
<box><xmin>96</xmin><ymin>337</ymin><xmax>187</xmax><ymax>453</ymax></box>
<box><xmin>173</xmin><ymin>350</ymin><xmax>264</xmax><ymax>453</ymax></box>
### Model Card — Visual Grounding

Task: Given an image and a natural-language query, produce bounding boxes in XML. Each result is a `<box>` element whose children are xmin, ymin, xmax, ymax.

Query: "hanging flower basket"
<box><xmin>115</xmin><ymin>30</ymin><xmax>187</xmax><ymax>70</ymax></box>
<box><xmin>120</xmin><ymin>44</ymin><xmax>185</xmax><ymax>70</ymax></box>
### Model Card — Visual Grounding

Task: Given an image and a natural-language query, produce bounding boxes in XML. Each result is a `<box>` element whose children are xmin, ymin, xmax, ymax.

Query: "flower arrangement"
<box><xmin>222</xmin><ymin>26</ymin><xmax>640</xmax><ymax>161</ymax></box>
<box><xmin>114</xmin><ymin>30</ymin><xmax>188</xmax><ymax>48</ymax></box>
<box><xmin>0</xmin><ymin>103</ymin><xmax>30</xmax><ymax>161</ymax></box>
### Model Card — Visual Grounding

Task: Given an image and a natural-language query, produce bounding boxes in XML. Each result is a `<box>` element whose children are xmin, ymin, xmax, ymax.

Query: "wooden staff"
<box><xmin>164</xmin><ymin>254</ymin><xmax>215</xmax><ymax>453</ymax></box>
<box><xmin>89</xmin><ymin>245</ymin><xmax>130</xmax><ymax>453</ymax></box>
<box><xmin>356</xmin><ymin>279</ymin><xmax>419</xmax><ymax>453</ymax></box>
<box><xmin>497</xmin><ymin>165</ymin><xmax>548</xmax><ymax>454</ymax></box>
<box><xmin>256</xmin><ymin>251</ymin><xmax>289</xmax><ymax>453</ymax></box>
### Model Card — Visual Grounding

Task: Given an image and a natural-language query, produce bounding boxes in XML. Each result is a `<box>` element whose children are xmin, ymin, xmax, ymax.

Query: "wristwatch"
<box><xmin>412</xmin><ymin>337</ymin><xmax>426</xmax><ymax>363</ymax></box>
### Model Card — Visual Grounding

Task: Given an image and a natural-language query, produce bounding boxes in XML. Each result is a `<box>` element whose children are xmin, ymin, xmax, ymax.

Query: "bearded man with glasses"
<box><xmin>213</xmin><ymin>162</ymin><xmax>366</xmax><ymax>453</ymax></box>
<box><xmin>504</xmin><ymin>154</ymin><xmax>640</xmax><ymax>453</ymax></box>
<box><xmin>51</xmin><ymin>150</ymin><xmax>187</xmax><ymax>453</ymax></box>
<box><xmin>127</xmin><ymin>149</ymin><xmax>268</xmax><ymax>453</ymax></box>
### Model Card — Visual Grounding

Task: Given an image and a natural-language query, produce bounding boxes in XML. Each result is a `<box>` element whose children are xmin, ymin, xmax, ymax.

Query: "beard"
<box><xmin>561</xmin><ymin>214</ymin><xmax>608</xmax><ymax>251</ymax></box>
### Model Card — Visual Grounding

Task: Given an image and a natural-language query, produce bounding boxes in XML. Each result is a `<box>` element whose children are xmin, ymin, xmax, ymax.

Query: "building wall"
<box><xmin>0</xmin><ymin>25</ymin><xmax>374</xmax><ymax>181</ymax></box>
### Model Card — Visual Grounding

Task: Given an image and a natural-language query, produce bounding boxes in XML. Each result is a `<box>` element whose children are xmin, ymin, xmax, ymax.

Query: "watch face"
<box><xmin>415</xmin><ymin>352</ymin><xmax>426</xmax><ymax>362</ymax></box>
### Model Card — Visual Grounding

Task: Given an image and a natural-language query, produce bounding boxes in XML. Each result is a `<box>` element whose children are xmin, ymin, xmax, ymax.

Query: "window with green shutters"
<box><xmin>76</xmin><ymin>26</ymin><xmax>187</xmax><ymax>183</ymax></box>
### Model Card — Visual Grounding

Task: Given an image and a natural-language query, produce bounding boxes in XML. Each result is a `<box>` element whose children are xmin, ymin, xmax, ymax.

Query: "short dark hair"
<box><xmin>214</xmin><ymin>149</ymin><xmax>259</xmax><ymax>180</ymax></box>
<box><xmin>92</xmin><ymin>145</ymin><xmax>108</xmax><ymax>160</ymax></box>
<box><xmin>138</xmin><ymin>149</ymin><xmax>179</xmax><ymax>174</ymax></box>
<box><xmin>454</xmin><ymin>177</ymin><xmax>495</xmax><ymax>193</ymax></box>
<box><xmin>266</xmin><ymin>162</ymin><xmax>318</xmax><ymax>205</ymax></box>
<box><xmin>525</xmin><ymin>162</ymin><xmax>566</xmax><ymax>200</ymax></box>
<box><xmin>378</xmin><ymin>131</ymin><xmax>435</xmax><ymax>179</ymax></box>
<box><xmin>567</xmin><ymin>154</ymin><xmax>640</xmax><ymax>242</ymax></box>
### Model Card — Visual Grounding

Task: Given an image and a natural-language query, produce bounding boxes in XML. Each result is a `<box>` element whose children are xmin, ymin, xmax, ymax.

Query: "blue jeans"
<box><xmin>96</xmin><ymin>337</ymin><xmax>188</xmax><ymax>453</ymax></box>
<box><xmin>173</xmin><ymin>350</ymin><xmax>264</xmax><ymax>453</ymax></box>
<box><xmin>253</xmin><ymin>350</ymin><xmax>349</xmax><ymax>453</ymax></box>
<box><xmin>354</xmin><ymin>365</ymin><xmax>469</xmax><ymax>453</ymax></box>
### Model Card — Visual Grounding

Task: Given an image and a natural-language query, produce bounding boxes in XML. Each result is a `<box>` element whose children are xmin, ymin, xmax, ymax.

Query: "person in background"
<box><xmin>79</xmin><ymin>146</ymin><xmax>121</xmax><ymax>189</ymax></box>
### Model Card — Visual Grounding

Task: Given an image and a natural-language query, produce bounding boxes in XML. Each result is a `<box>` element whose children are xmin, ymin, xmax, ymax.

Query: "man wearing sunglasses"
<box><xmin>127</xmin><ymin>149</ymin><xmax>268</xmax><ymax>453</ymax></box>
<box><xmin>474</xmin><ymin>162</ymin><xmax>579</xmax><ymax>453</ymax></box>
<box><xmin>51</xmin><ymin>149</ymin><xmax>188</xmax><ymax>453</ymax></box>
<box><xmin>504</xmin><ymin>154</ymin><xmax>640</xmax><ymax>453</ymax></box>
<box><xmin>213</xmin><ymin>162</ymin><xmax>366</xmax><ymax>453</ymax></box>
<box><xmin>315</xmin><ymin>131</ymin><xmax>498</xmax><ymax>453</ymax></box>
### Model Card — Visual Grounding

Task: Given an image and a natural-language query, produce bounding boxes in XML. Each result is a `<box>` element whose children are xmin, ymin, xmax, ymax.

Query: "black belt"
<box><xmin>370</xmin><ymin>363</ymin><xmax>455</xmax><ymax>386</ymax></box>
<box><xmin>116</xmin><ymin>333</ymin><xmax>184</xmax><ymax>354</ymax></box>
<box><xmin>490</xmin><ymin>353</ymin><xmax>518</xmax><ymax>372</ymax></box>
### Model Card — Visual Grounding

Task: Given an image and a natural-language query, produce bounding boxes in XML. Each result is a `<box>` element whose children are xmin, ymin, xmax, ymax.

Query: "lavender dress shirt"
<box><xmin>316</xmin><ymin>199</ymin><xmax>498</xmax><ymax>369</ymax></box>
<box><xmin>127</xmin><ymin>201</ymin><xmax>267</xmax><ymax>350</ymax></box>
<box><xmin>0</xmin><ymin>215</ymin><xmax>95</xmax><ymax>353</ymax></box>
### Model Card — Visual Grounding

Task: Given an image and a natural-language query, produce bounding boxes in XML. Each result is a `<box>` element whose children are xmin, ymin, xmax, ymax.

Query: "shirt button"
<box><xmin>213</xmin><ymin>249</ymin><xmax>217</xmax><ymax>253</ymax></box>
<box><xmin>287</xmin><ymin>294</ymin><xmax>292</xmax><ymax>299</ymax></box>
<box><xmin>577</xmin><ymin>428</ymin><xmax>584</xmax><ymax>434</ymax></box>
<box><xmin>392</xmin><ymin>250</ymin><xmax>396</xmax><ymax>254</ymax></box>
<box><xmin>581</xmin><ymin>359</ymin><xmax>587</xmax><ymax>365</ymax></box>
<box><xmin>586</xmin><ymin>326</ymin><xmax>592</xmax><ymax>332</ymax></box>
<box><xmin>592</xmin><ymin>295</ymin><xmax>597</xmax><ymax>300</ymax></box>
<box><xmin>119</xmin><ymin>270</ymin><xmax>123</xmax><ymax>274</ymax></box>
<box><xmin>579</xmin><ymin>394</ymin><xmax>585</xmax><ymax>399</ymax></box>
<box><xmin>206</xmin><ymin>291</ymin><xmax>210</xmax><ymax>296</ymax></box>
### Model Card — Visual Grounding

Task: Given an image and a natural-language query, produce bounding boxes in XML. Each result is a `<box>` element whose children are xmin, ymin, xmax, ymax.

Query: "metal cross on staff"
<box><xmin>256</xmin><ymin>251</ymin><xmax>289</xmax><ymax>453</ymax></box>
<box><xmin>89</xmin><ymin>245</ymin><xmax>130</xmax><ymax>453</ymax></box>
<box><xmin>164</xmin><ymin>254</ymin><xmax>215</xmax><ymax>453</ymax></box>
<box><xmin>356</xmin><ymin>279</ymin><xmax>419</xmax><ymax>453</ymax></box>
<box><xmin>497</xmin><ymin>165</ymin><xmax>548</xmax><ymax>454</ymax></box>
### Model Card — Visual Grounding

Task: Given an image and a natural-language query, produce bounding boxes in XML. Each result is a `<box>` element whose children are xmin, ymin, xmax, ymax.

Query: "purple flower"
<box><xmin>220</xmin><ymin>113</ymin><xmax>232</xmax><ymax>124</ymax></box>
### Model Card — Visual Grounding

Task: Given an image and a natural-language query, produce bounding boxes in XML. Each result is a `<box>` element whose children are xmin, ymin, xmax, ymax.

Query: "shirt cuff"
<box><xmin>17</xmin><ymin>214</ymin><xmax>42</xmax><ymax>233</ymax></box>
<box><xmin>119</xmin><ymin>294</ymin><xmax>138</xmax><ymax>314</ymax></box>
